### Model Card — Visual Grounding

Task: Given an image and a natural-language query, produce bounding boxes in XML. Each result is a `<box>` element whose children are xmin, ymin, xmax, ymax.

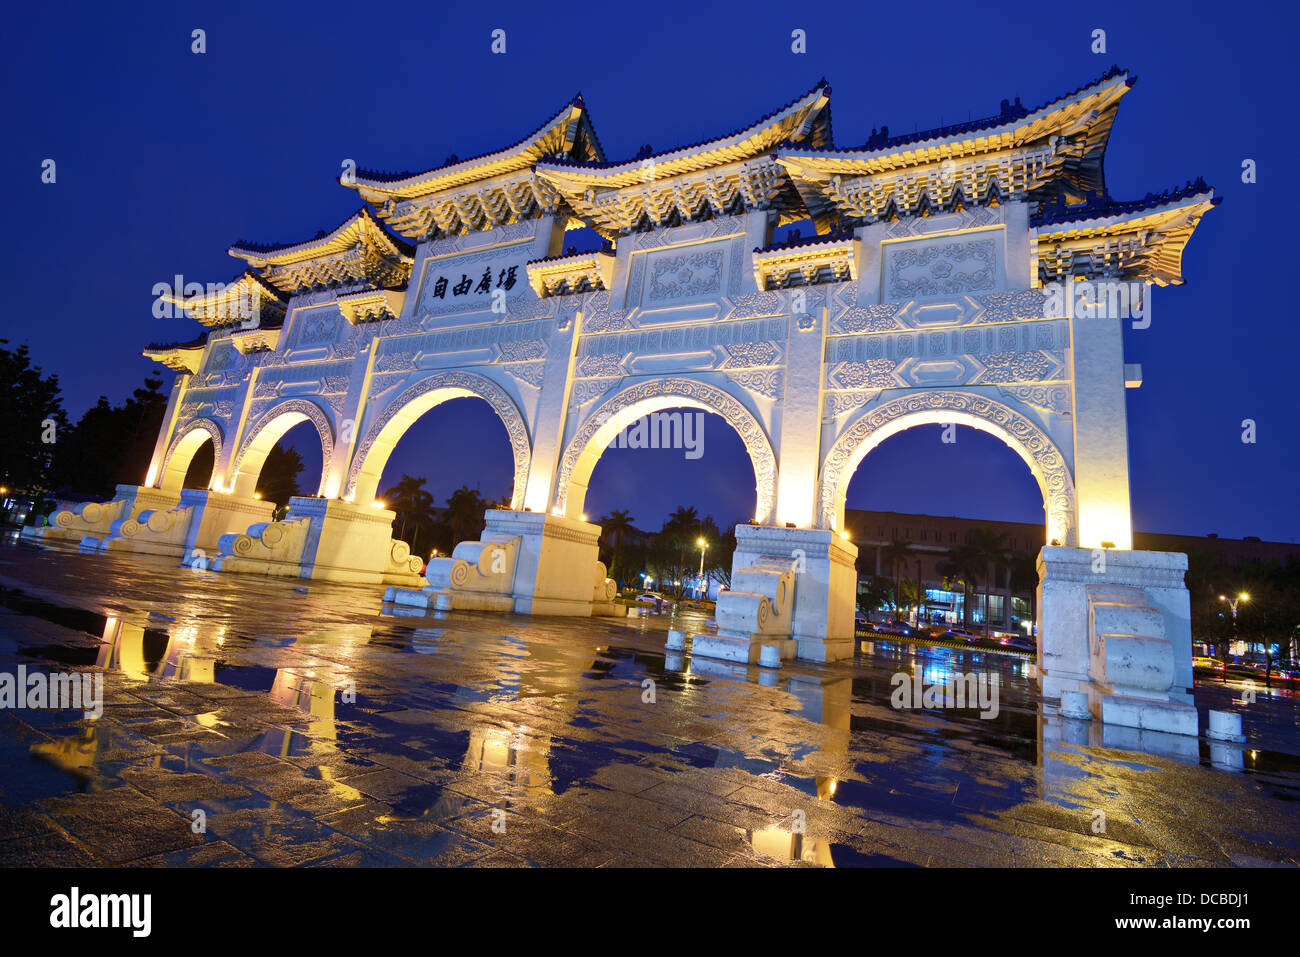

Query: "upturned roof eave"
<box><xmin>346</xmin><ymin>97</ymin><xmax>603</xmax><ymax>199</ymax></box>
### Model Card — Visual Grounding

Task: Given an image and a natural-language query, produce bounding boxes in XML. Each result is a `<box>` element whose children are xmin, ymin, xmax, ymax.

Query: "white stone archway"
<box><xmin>818</xmin><ymin>390</ymin><xmax>1077</xmax><ymax>547</ymax></box>
<box><xmin>346</xmin><ymin>370</ymin><xmax>531</xmax><ymax>507</ymax></box>
<box><xmin>230</xmin><ymin>398</ymin><xmax>335</xmax><ymax>499</ymax></box>
<box><xmin>157</xmin><ymin>418</ymin><xmax>223</xmax><ymax>492</ymax></box>
<box><xmin>553</xmin><ymin>376</ymin><xmax>778</xmax><ymax>524</ymax></box>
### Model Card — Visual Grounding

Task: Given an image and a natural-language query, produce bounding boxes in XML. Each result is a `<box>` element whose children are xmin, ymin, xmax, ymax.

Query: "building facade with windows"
<box><xmin>847</xmin><ymin>508</ymin><xmax>1300</xmax><ymax>632</ymax></box>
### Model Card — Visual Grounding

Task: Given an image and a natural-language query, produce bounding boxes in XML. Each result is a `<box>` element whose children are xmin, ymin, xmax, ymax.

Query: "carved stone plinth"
<box><xmin>703</xmin><ymin>525</ymin><xmax>857</xmax><ymax>666</ymax></box>
<box><xmin>40</xmin><ymin>485</ymin><xmax>180</xmax><ymax>543</ymax></box>
<box><xmin>213</xmin><ymin>497</ymin><xmax>424</xmax><ymax>585</ymax></box>
<box><xmin>1038</xmin><ymin>546</ymin><xmax>1197</xmax><ymax>736</ymax></box>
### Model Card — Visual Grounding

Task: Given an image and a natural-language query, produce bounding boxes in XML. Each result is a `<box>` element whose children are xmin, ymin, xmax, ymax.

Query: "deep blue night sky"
<box><xmin>3</xmin><ymin>1</ymin><xmax>1297</xmax><ymax>540</ymax></box>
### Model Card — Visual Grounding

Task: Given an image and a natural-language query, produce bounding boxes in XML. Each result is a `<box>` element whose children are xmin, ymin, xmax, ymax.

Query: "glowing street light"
<box><xmin>696</xmin><ymin>537</ymin><xmax>708</xmax><ymax>599</ymax></box>
<box><xmin>1220</xmin><ymin>592</ymin><xmax>1250</xmax><ymax>618</ymax></box>
<box><xmin>1219</xmin><ymin>593</ymin><xmax>1250</xmax><ymax>668</ymax></box>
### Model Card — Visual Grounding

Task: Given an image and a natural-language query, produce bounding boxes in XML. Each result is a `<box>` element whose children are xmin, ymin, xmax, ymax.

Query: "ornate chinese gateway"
<box><xmin>44</xmin><ymin>68</ymin><xmax>1217</xmax><ymax>735</ymax></box>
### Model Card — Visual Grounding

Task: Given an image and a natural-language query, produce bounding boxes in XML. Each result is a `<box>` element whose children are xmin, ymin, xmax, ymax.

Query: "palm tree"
<box><xmin>383</xmin><ymin>474</ymin><xmax>435</xmax><ymax>554</ymax></box>
<box><xmin>941</xmin><ymin>544</ymin><xmax>984</xmax><ymax>629</ymax></box>
<box><xmin>255</xmin><ymin>445</ymin><xmax>304</xmax><ymax>509</ymax></box>
<box><xmin>664</xmin><ymin>506</ymin><xmax>700</xmax><ymax>597</ymax></box>
<box><xmin>967</xmin><ymin>528</ymin><xmax>1007</xmax><ymax>637</ymax></box>
<box><xmin>601</xmin><ymin>509</ymin><xmax>635</xmax><ymax>585</ymax></box>
<box><xmin>445</xmin><ymin>485</ymin><xmax>488</xmax><ymax>546</ymax></box>
<box><xmin>882</xmin><ymin>538</ymin><xmax>914</xmax><ymax>621</ymax></box>
<box><xmin>1007</xmin><ymin>551</ymin><xmax>1039</xmax><ymax>635</ymax></box>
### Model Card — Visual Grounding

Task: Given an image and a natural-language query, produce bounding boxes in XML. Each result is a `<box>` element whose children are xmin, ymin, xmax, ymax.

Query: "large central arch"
<box><xmin>230</xmin><ymin>398</ymin><xmax>335</xmax><ymax>498</ymax></box>
<box><xmin>553</xmin><ymin>377</ymin><xmax>778</xmax><ymax>524</ymax></box>
<box><xmin>346</xmin><ymin>370</ymin><xmax>531</xmax><ymax>507</ymax></box>
<box><xmin>819</xmin><ymin>391</ymin><xmax>1077</xmax><ymax>546</ymax></box>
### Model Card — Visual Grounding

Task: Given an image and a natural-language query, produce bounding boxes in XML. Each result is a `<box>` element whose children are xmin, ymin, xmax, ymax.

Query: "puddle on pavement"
<box><xmin>3</xmin><ymin>576</ymin><xmax>1300</xmax><ymax>865</ymax></box>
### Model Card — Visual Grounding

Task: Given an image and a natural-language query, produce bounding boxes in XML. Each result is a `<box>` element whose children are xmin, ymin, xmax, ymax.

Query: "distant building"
<box><xmin>846</xmin><ymin>508</ymin><xmax>1300</xmax><ymax>631</ymax></box>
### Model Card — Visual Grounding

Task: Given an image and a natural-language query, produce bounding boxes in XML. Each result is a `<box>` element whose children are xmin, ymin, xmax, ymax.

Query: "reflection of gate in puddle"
<box><xmin>748</xmin><ymin>824</ymin><xmax>836</xmax><ymax>866</ymax></box>
<box><xmin>463</xmin><ymin>726</ymin><xmax>551</xmax><ymax>792</ymax></box>
<box><xmin>97</xmin><ymin>616</ymin><xmax>215</xmax><ymax>683</ymax></box>
<box><xmin>29</xmin><ymin>726</ymin><xmax>100</xmax><ymax>780</ymax></box>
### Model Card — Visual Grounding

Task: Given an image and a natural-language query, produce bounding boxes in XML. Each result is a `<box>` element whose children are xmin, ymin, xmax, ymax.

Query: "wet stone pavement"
<box><xmin>1</xmin><ymin>539</ymin><xmax>1298</xmax><ymax>868</ymax></box>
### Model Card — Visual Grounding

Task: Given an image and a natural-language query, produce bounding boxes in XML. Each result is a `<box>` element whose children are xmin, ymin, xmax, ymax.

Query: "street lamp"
<box><xmin>1220</xmin><ymin>592</ymin><xmax>1249</xmax><ymax>620</ymax></box>
<box><xmin>1219</xmin><ymin>593</ymin><xmax>1250</xmax><ymax>669</ymax></box>
<box><xmin>697</xmin><ymin>537</ymin><xmax>708</xmax><ymax>599</ymax></box>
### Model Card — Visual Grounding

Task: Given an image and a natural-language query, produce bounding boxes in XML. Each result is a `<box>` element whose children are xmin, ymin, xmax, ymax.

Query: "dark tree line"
<box><xmin>0</xmin><ymin>342</ymin><xmax>302</xmax><ymax>513</ymax></box>
<box><xmin>596</xmin><ymin>505</ymin><xmax>736</xmax><ymax>597</ymax></box>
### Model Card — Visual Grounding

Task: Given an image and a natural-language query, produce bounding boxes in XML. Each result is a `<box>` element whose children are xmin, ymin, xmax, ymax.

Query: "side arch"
<box><xmin>819</xmin><ymin>391</ymin><xmax>1077</xmax><ymax>546</ymax></box>
<box><xmin>157</xmin><ymin>418</ymin><xmax>223</xmax><ymax>492</ymax></box>
<box><xmin>346</xmin><ymin>370</ymin><xmax>531</xmax><ymax>507</ymax></box>
<box><xmin>230</xmin><ymin>399</ymin><xmax>335</xmax><ymax>498</ymax></box>
<box><xmin>553</xmin><ymin>377</ymin><xmax>777</xmax><ymax>523</ymax></box>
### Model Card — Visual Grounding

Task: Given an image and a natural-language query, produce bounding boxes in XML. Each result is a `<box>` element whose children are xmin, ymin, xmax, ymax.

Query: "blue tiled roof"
<box><xmin>232</xmin><ymin>206</ymin><xmax>416</xmax><ymax>257</ymax></box>
<box><xmin>354</xmin><ymin>93</ymin><xmax>603</xmax><ymax>183</ymax></box>
<box><xmin>756</xmin><ymin>225</ymin><xmax>856</xmax><ymax>253</ymax></box>
<box><xmin>145</xmin><ymin>335</ymin><xmax>208</xmax><ymax>351</ymax></box>
<box><xmin>538</xmin><ymin>78</ymin><xmax>833</xmax><ymax>171</ymax></box>
<box><xmin>828</xmin><ymin>65</ymin><xmax>1134</xmax><ymax>154</ymax></box>
<box><xmin>1031</xmin><ymin>179</ymin><xmax>1215</xmax><ymax>227</ymax></box>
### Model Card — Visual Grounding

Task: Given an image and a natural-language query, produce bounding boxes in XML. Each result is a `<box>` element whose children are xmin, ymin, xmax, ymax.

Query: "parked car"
<box><xmin>1000</xmin><ymin>634</ymin><xmax>1036</xmax><ymax>652</ymax></box>
<box><xmin>943</xmin><ymin>627</ymin><xmax>982</xmax><ymax>643</ymax></box>
<box><xmin>873</xmin><ymin>621</ymin><xmax>915</xmax><ymax>637</ymax></box>
<box><xmin>854</xmin><ymin>610</ymin><xmax>869</xmax><ymax>628</ymax></box>
<box><xmin>1192</xmin><ymin>655</ymin><xmax>1225</xmax><ymax>673</ymax></box>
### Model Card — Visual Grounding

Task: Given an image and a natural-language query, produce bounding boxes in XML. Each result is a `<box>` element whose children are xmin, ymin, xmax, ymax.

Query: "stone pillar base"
<box><xmin>382</xmin><ymin>510</ymin><xmax>613</xmax><ymax>617</ymax></box>
<box><xmin>710</xmin><ymin>525</ymin><xmax>858</xmax><ymax>666</ymax></box>
<box><xmin>41</xmin><ymin>485</ymin><xmax>178</xmax><ymax>543</ymax></box>
<box><xmin>87</xmin><ymin>489</ymin><xmax>274</xmax><ymax>561</ymax></box>
<box><xmin>213</xmin><ymin>497</ymin><xmax>424</xmax><ymax>585</ymax></box>
<box><xmin>1038</xmin><ymin>546</ymin><xmax>1197</xmax><ymax>736</ymax></box>
<box><xmin>486</xmin><ymin>510</ymin><xmax>603</xmax><ymax>616</ymax></box>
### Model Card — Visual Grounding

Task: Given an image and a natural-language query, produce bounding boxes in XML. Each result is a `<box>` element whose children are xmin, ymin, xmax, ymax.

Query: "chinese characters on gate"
<box><xmin>428</xmin><ymin>265</ymin><xmax>519</xmax><ymax>300</ymax></box>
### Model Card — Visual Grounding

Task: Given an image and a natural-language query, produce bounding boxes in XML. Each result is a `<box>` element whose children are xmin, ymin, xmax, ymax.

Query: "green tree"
<box><xmin>882</xmin><ymin>538</ymin><xmax>914</xmax><ymax>620</ymax></box>
<box><xmin>940</xmin><ymin>543</ymin><xmax>984</xmax><ymax>629</ymax></box>
<box><xmin>600</xmin><ymin>509</ymin><xmax>635</xmax><ymax>585</ymax></box>
<box><xmin>709</xmin><ymin>526</ymin><xmax>737</xmax><ymax>591</ymax></box>
<box><xmin>968</xmin><ymin>527</ymin><xmax>1007</xmax><ymax>636</ymax></box>
<box><xmin>0</xmin><ymin>341</ymin><xmax>67</xmax><ymax>493</ymax></box>
<box><xmin>1007</xmin><ymin>551</ymin><xmax>1039</xmax><ymax>634</ymax></box>
<box><xmin>255</xmin><ymin>445</ymin><xmax>304</xmax><ymax>510</ymax></box>
<box><xmin>50</xmin><ymin>375</ymin><xmax>168</xmax><ymax>497</ymax></box>
<box><xmin>857</xmin><ymin>575</ymin><xmax>893</xmax><ymax>618</ymax></box>
<box><xmin>658</xmin><ymin>506</ymin><xmax>701</xmax><ymax>597</ymax></box>
<box><xmin>384</xmin><ymin>474</ymin><xmax>437</xmax><ymax>554</ymax></box>
<box><xmin>445</xmin><ymin>485</ymin><xmax>489</xmax><ymax>546</ymax></box>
